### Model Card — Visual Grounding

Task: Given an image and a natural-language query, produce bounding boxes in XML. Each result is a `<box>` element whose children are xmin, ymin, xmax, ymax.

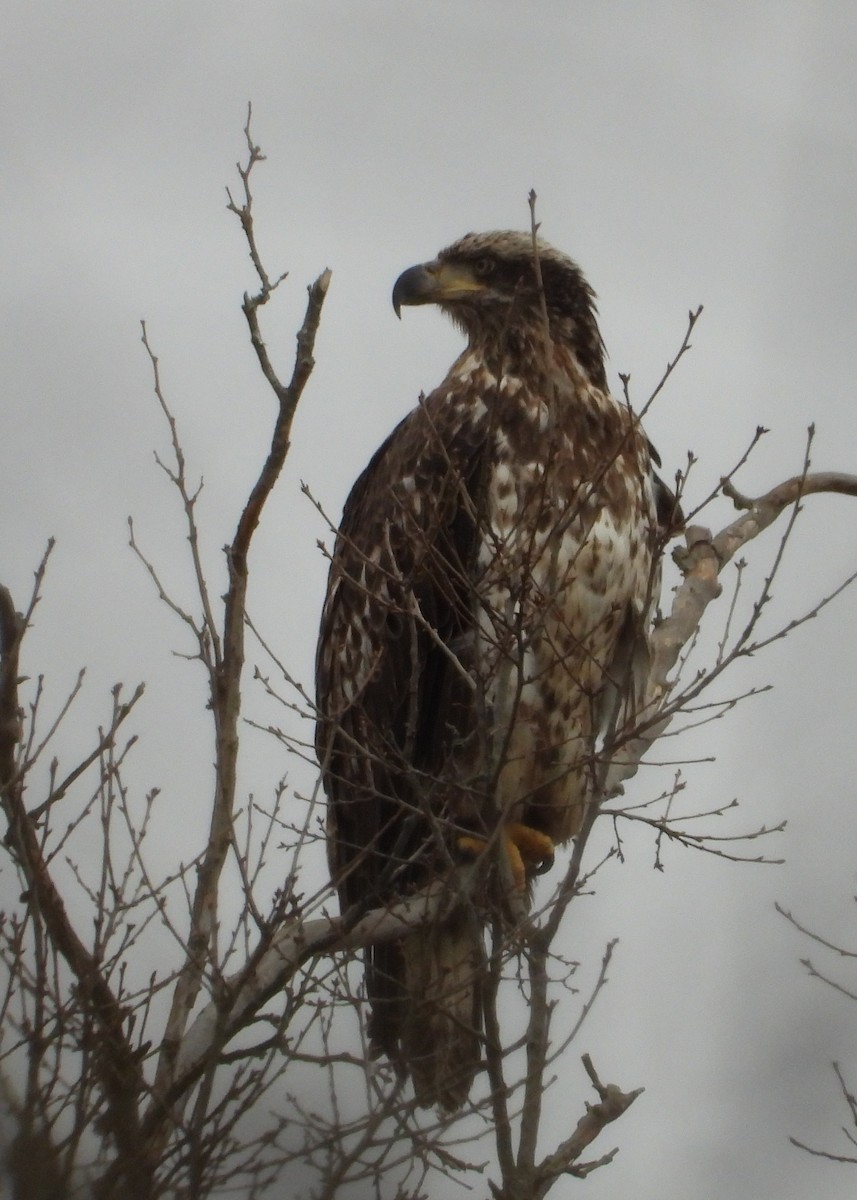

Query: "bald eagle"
<box><xmin>315</xmin><ymin>231</ymin><xmax>673</xmax><ymax>1109</ymax></box>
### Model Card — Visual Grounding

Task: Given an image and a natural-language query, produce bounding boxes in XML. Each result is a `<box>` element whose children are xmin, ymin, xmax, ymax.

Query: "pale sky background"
<box><xmin>2</xmin><ymin>3</ymin><xmax>857</xmax><ymax>1198</ymax></box>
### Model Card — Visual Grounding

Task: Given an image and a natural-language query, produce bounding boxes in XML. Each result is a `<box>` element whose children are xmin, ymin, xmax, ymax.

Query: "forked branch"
<box><xmin>151</xmin><ymin>115</ymin><xmax>330</xmax><ymax>1110</ymax></box>
<box><xmin>0</xmin><ymin>569</ymin><xmax>151</xmax><ymax>1199</ymax></box>
<box><xmin>605</xmin><ymin>464</ymin><xmax>857</xmax><ymax>801</ymax></box>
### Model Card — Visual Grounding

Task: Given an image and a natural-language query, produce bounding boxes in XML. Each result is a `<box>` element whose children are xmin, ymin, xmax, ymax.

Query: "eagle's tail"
<box><xmin>368</xmin><ymin>913</ymin><xmax>483</xmax><ymax>1111</ymax></box>
<box><xmin>401</xmin><ymin>914</ymin><xmax>483</xmax><ymax>1109</ymax></box>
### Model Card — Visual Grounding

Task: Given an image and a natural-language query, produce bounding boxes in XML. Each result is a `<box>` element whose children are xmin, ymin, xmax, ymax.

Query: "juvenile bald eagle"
<box><xmin>316</xmin><ymin>231</ymin><xmax>673</xmax><ymax>1109</ymax></box>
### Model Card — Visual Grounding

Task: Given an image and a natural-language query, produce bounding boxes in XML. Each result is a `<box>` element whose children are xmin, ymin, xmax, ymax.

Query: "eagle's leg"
<box><xmin>457</xmin><ymin>822</ymin><xmax>555</xmax><ymax>891</ymax></box>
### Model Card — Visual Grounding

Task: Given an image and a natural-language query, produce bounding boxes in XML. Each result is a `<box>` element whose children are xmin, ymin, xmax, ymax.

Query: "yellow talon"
<box><xmin>456</xmin><ymin>823</ymin><xmax>555</xmax><ymax>892</ymax></box>
<box><xmin>505</xmin><ymin>822</ymin><xmax>555</xmax><ymax>872</ymax></box>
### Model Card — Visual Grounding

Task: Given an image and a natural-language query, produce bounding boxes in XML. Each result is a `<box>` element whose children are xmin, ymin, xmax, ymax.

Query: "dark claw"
<box><xmin>533</xmin><ymin>851</ymin><xmax>555</xmax><ymax>876</ymax></box>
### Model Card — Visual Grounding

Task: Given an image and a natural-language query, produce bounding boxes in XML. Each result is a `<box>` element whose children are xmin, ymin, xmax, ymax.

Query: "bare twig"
<box><xmin>152</xmin><ymin>113</ymin><xmax>330</xmax><ymax>1111</ymax></box>
<box><xmin>0</xmin><ymin>578</ymin><xmax>151</xmax><ymax>1200</ymax></box>
<box><xmin>790</xmin><ymin>1063</ymin><xmax>857</xmax><ymax>1166</ymax></box>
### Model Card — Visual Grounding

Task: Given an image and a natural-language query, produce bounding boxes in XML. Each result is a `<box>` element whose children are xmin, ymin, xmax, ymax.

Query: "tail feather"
<box><xmin>368</xmin><ymin>913</ymin><xmax>483</xmax><ymax>1111</ymax></box>
<box><xmin>402</xmin><ymin>913</ymin><xmax>483</xmax><ymax>1110</ymax></box>
<box><xmin>366</xmin><ymin>941</ymin><xmax>407</xmax><ymax>1063</ymax></box>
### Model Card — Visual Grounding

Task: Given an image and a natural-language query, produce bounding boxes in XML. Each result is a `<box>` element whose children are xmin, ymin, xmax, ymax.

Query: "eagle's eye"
<box><xmin>473</xmin><ymin>256</ymin><xmax>495</xmax><ymax>278</ymax></box>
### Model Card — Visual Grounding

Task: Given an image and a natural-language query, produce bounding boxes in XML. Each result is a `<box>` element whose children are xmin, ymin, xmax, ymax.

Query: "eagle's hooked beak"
<box><xmin>392</xmin><ymin>260</ymin><xmax>485</xmax><ymax>318</ymax></box>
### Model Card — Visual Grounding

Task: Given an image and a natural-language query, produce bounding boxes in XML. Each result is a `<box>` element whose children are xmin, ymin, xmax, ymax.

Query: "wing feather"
<box><xmin>315</xmin><ymin>387</ymin><xmax>488</xmax><ymax>913</ymax></box>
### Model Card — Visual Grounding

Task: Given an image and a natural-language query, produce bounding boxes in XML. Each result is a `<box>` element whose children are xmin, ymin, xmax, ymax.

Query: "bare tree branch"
<box><xmin>0</xmin><ymin>576</ymin><xmax>152</xmax><ymax>1199</ymax></box>
<box><xmin>151</xmin><ymin>114</ymin><xmax>330</xmax><ymax>1111</ymax></box>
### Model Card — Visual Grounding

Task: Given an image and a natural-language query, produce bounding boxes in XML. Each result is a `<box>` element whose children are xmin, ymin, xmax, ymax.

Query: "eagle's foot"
<box><xmin>456</xmin><ymin>822</ymin><xmax>555</xmax><ymax>891</ymax></box>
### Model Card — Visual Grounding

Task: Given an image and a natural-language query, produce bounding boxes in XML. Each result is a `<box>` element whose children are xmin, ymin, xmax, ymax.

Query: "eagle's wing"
<box><xmin>315</xmin><ymin>388</ymin><xmax>488</xmax><ymax>915</ymax></box>
<box><xmin>316</xmin><ymin>389</ymin><xmax>490</xmax><ymax>1090</ymax></box>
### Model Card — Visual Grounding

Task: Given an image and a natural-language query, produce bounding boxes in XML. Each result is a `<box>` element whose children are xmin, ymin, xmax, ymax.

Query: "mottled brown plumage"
<box><xmin>315</xmin><ymin>231</ymin><xmax>673</xmax><ymax>1109</ymax></box>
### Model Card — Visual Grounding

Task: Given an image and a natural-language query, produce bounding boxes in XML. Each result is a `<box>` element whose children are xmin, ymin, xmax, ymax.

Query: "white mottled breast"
<box><xmin>469</xmin><ymin>361</ymin><xmax>657</xmax><ymax>837</ymax></box>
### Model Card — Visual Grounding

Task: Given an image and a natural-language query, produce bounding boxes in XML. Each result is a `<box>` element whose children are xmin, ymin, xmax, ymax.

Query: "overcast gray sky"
<box><xmin>2</xmin><ymin>3</ymin><xmax>857</xmax><ymax>1198</ymax></box>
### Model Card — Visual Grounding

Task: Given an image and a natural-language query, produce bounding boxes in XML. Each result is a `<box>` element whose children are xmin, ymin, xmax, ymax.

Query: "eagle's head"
<box><xmin>392</xmin><ymin>230</ymin><xmax>606</xmax><ymax>388</ymax></box>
